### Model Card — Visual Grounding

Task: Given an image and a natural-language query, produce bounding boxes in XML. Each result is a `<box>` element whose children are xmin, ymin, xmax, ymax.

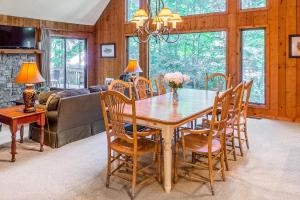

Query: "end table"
<box><xmin>0</xmin><ymin>106</ymin><xmax>45</xmax><ymax>162</ymax></box>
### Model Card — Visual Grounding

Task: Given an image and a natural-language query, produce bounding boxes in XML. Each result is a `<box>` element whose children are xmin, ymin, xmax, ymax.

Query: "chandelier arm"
<box><xmin>143</xmin><ymin>20</ymin><xmax>152</xmax><ymax>35</ymax></box>
<box><xmin>166</xmin><ymin>33</ymin><xmax>180</xmax><ymax>43</ymax></box>
<box><xmin>160</xmin><ymin>0</ymin><xmax>164</xmax><ymax>8</ymax></box>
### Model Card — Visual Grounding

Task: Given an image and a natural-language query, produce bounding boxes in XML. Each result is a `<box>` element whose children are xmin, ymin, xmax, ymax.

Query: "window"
<box><xmin>241</xmin><ymin>29</ymin><xmax>266</xmax><ymax>104</ymax></box>
<box><xmin>150</xmin><ymin>0</ymin><xmax>226</xmax><ymax>16</ymax></box>
<box><xmin>241</xmin><ymin>0</ymin><xmax>266</xmax><ymax>9</ymax></box>
<box><xmin>50</xmin><ymin>38</ymin><xmax>87</xmax><ymax>89</ymax></box>
<box><xmin>127</xmin><ymin>37</ymin><xmax>139</xmax><ymax>62</ymax></box>
<box><xmin>127</xmin><ymin>0</ymin><xmax>140</xmax><ymax>22</ymax></box>
<box><xmin>149</xmin><ymin>31</ymin><xmax>227</xmax><ymax>89</ymax></box>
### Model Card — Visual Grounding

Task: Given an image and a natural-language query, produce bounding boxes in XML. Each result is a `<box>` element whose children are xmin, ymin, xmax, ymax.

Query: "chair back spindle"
<box><xmin>208</xmin><ymin>88</ymin><xmax>233</xmax><ymax>152</ymax></box>
<box><xmin>154</xmin><ymin>74</ymin><xmax>167</xmax><ymax>95</ymax></box>
<box><xmin>108</xmin><ymin>80</ymin><xmax>133</xmax><ymax>100</ymax></box>
<box><xmin>101</xmin><ymin>90</ymin><xmax>137</xmax><ymax>144</ymax></box>
<box><xmin>205</xmin><ymin>73</ymin><xmax>231</xmax><ymax>91</ymax></box>
<box><xmin>243</xmin><ymin>80</ymin><xmax>254</xmax><ymax>118</ymax></box>
<box><xmin>134</xmin><ymin>77</ymin><xmax>153</xmax><ymax>100</ymax></box>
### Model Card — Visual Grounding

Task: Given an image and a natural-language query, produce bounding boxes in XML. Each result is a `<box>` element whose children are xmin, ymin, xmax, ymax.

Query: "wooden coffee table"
<box><xmin>0</xmin><ymin>106</ymin><xmax>46</xmax><ymax>162</ymax></box>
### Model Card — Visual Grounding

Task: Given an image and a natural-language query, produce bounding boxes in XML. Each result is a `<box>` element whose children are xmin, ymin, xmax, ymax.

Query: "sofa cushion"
<box><xmin>46</xmin><ymin>88</ymin><xmax>90</xmax><ymax>111</ymax></box>
<box><xmin>38</xmin><ymin>91</ymin><xmax>57</xmax><ymax>105</ymax></box>
<box><xmin>88</xmin><ymin>85</ymin><xmax>108</xmax><ymax>93</ymax></box>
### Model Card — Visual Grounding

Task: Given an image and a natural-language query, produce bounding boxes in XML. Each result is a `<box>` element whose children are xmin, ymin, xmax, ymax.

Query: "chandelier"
<box><xmin>130</xmin><ymin>0</ymin><xmax>182</xmax><ymax>43</ymax></box>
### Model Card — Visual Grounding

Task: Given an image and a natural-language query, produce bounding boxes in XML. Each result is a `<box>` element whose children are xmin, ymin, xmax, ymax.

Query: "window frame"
<box><xmin>239</xmin><ymin>0</ymin><xmax>268</xmax><ymax>11</ymax></box>
<box><xmin>50</xmin><ymin>36</ymin><xmax>88</xmax><ymax>89</ymax></box>
<box><xmin>239</xmin><ymin>27</ymin><xmax>267</xmax><ymax>106</ymax></box>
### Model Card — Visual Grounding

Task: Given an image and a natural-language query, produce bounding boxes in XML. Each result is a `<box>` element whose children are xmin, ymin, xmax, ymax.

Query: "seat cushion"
<box><xmin>111</xmin><ymin>138</ymin><xmax>156</xmax><ymax>156</ymax></box>
<box><xmin>46</xmin><ymin>89</ymin><xmax>90</xmax><ymax>111</ymax></box>
<box><xmin>183</xmin><ymin>134</ymin><xmax>221</xmax><ymax>153</ymax></box>
<box><xmin>124</xmin><ymin>123</ymin><xmax>147</xmax><ymax>133</ymax></box>
<box><xmin>38</xmin><ymin>91</ymin><xmax>57</xmax><ymax>105</ymax></box>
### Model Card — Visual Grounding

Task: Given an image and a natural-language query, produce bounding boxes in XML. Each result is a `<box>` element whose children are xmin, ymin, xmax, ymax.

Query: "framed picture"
<box><xmin>100</xmin><ymin>43</ymin><xmax>116</xmax><ymax>58</ymax></box>
<box><xmin>289</xmin><ymin>35</ymin><xmax>300</xmax><ymax>58</ymax></box>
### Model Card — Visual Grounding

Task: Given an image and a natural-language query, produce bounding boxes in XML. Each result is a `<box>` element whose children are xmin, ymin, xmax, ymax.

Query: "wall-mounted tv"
<box><xmin>0</xmin><ymin>25</ymin><xmax>36</xmax><ymax>49</ymax></box>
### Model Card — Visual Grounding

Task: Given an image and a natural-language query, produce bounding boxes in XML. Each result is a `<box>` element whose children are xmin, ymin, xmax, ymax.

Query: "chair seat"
<box><xmin>124</xmin><ymin>123</ymin><xmax>147</xmax><ymax>133</ymax></box>
<box><xmin>225</xmin><ymin>127</ymin><xmax>234</xmax><ymax>136</ymax></box>
<box><xmin>111</xmin><ymin>138</ymin><xmax>156</xmax><ymax>156</ymax></box>
<box><xmin>234</xmin><ymin>115</ymin><xmax>246</xmax><ymax>125</ymax></box>
<box><xmin>183</xmin><ymin>134</ymin><xmax>221</xmax><ymax>153</ymax></box>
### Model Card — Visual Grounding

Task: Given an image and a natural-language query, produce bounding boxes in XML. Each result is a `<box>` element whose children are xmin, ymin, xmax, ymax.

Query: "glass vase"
<box><xmin>172</xmin><ymin>88</ymin><xmax>179</xmax><ymax>104</ymax></box>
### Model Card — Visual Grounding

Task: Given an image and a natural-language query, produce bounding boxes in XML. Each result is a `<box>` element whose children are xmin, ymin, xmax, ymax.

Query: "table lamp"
<box><xmin>124</xmin><ymin>59</ymin><xmax>143</xmax><ymax>81</ymax></box>
<box><xmin>15</xmin><ymin>62</ymin><xmax>45</xmax><ymax>113</ymax></box>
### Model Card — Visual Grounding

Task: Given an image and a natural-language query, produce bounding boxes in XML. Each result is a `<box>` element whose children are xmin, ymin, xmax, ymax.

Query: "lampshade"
<box><xmin>152</xmin><ymin>16</ymin><xmax>163</xmax><ymax>24</ymax></box>
<box><xmin>15</xmin><ymin>62</ymin><xmax>45</xmax><ymax>84</ymax></box>
<box><xmin>169</xmin><ymin>13</ymin><xmax>182</xmax><ymax>22</ymax></box>
<box><xmin>133</xmin><ymin>9</ymin><xmax>148</xmax><ymax>21</ymax></box>
<box><xmin>158</xmin><ymin>8</ymin><xmax>173</xmax><ymax>19</ymax></box>
<box><xmin>124</xmin><ymin>59</ymin><xmax>143</xmax><ymax>73</ymax></box>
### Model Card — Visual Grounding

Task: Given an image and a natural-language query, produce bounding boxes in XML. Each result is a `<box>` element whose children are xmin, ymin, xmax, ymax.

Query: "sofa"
<box><xmin>30</xmin><ymin>86</ymin><xmax>107</xmax><ymax>148</ymax></box>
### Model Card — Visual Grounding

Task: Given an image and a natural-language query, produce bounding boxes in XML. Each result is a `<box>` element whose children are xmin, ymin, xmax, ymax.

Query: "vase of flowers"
<box><xmin>164</xmin><ymin>72</ymin><xmax>190</xmax><ymax>104</ymax></box>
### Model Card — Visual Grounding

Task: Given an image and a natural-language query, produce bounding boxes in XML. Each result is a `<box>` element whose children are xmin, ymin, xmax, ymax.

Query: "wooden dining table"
<box><xmin>123</xmin><ymin>89</ymin><xmax>217</xmax><ymax>193</ymax></box>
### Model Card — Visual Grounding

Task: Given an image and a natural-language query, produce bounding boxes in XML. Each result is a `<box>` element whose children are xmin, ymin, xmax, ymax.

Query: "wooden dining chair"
<box><xmin>109</xmin><ymin>80</ymin><xmax>133</xmax><ymax>99</ymax></box>
<box><xmin>205</xmin><ymin>73</ymin><xmax>231</xmax><ymax>91</ymax></box>
<box><xmin>100</xmin><ymin>90</ymin><xmax>162</xmax><ymax>199</ymax></box>
<box><xmin>154</xmin><ymin>74</ymin><xmax>167</xmax><ymax>95</ymax></box>
<box><xmin>173</xmin><ymin>88</ymin><xmax>233</xmax><ymax>195</ymax></box>
<box><xmin>234</xmin><ymin>80</ymin><xmax>253</xmax><ymax>156</ymax></box>
<box><xmin>223</xmin><ymin>82</ymin><xmax>244</xmax><ymax>169</ymax></box>
<box><xmin>134</xmin><ymin>77</ymin><xmax>153</xmax><ymax>100</ymax></box>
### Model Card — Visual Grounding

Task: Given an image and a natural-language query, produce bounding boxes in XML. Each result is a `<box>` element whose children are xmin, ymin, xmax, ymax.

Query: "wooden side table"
<box><xmin>0</xmin><ymin>106</ymin><xmax>45</xmax><ymax>162</ymax></box>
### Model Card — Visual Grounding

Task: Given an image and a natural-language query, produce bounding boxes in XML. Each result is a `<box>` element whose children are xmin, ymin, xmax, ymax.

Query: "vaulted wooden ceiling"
<box><xmin>0</xmin><ymin>0</ymin><xmax>110</xmax><ymax>25</ymax></box>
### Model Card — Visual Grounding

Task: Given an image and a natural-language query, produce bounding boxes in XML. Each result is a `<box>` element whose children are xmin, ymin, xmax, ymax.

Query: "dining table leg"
<box><xmin>162</xmin><ymin>125</ymin><xmax>174</xmax><ymax>193</ymax></box>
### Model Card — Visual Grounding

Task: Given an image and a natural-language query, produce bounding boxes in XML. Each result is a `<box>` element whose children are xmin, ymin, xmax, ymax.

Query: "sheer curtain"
<box><xmin>41</xmin><ymin>28</ymin><xmax>51</xmax><ymax>87</ymax></box>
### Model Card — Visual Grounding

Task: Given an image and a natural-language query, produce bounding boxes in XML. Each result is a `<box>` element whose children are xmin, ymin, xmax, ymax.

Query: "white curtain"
<box><xmin>41</xmin><ymin>28</ymin><xmax>51</xmax><ymax>86</ymax></box>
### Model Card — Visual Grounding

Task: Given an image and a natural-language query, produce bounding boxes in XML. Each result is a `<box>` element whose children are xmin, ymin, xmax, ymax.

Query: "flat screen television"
<box><xmin>0</xmin><ymin>25</ymin><xmax>36</xmax><ymax>49</ymax></box>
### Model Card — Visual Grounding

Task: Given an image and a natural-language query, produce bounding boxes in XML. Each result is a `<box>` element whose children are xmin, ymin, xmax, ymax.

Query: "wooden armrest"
<box><xmin>137</xmin><ymin>129</ymin><xmax>160</xmax><ymax>137</ymax></box>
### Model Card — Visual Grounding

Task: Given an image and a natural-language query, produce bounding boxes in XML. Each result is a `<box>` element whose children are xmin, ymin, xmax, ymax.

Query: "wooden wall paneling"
<box><xmin>268</xmin><ymin>0</ymin><xmax>279</xmax><ymax>117</ymax></box>
<box><xmin>0</xmin><ymin>15</ymin><xmax>94</xmax><ymax>32</ymax></box>
<box><xmin>277</xmin><ymin>0</ymin><xmax>287</xmax><ymax>117</ymax></box>
<box><xmin>95</xmin><ymin>0</ymin><xmax>126</xmax><ymax>84</ymax></box>
<box><xmin>95</xmin><ymin>0</ymin><xmax>300</xmax><ymax>122</ymax></box>
<box><xmin>228</xmin><ymin>0</ymin><xmax>238</xmax><ymax>85</ymax></box>
<box><xmin>285</xmin><ymin>0</ymin><xmax>297</xmax><ymax>120</ymax></box>
<box><xmin>297</xmin><ymin>0</ymin><xmax>300</xmax><ymax>119</ymax></box>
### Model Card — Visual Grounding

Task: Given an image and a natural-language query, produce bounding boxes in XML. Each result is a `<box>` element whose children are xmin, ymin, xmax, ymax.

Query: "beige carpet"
<box><xmin>0</xmin><ymin>119</ymin><xmax>300</xmax><ymax>200</ymax></box>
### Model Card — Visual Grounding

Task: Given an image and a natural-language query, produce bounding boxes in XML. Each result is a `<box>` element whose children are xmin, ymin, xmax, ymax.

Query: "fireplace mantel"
<box><xmin>0</xmin><ymin>49</ymin><xmax>42</xmax><ymax>54</ymax></box>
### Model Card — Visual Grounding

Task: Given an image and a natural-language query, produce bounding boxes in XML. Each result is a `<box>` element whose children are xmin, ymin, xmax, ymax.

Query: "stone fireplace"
<box><xmin>0</xmin><ymin>54</ymin><xmax>35</xmax><ymax>108</ymax></box>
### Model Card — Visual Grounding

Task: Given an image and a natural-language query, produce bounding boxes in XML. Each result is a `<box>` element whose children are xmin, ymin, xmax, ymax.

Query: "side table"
<box><xmin>0</xmin><ymin>106</ymin><xmax>45</xmax><ymax>162</ymax></box>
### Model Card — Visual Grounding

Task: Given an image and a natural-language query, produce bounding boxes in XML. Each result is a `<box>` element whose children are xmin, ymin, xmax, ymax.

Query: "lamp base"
<box><xmin>23</xmin><ymin>84</ymin><xmax>36</xmax><ymax>113</ymax></box>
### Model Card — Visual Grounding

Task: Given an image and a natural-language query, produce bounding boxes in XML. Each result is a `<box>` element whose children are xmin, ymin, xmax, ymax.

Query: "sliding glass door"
<box><xmin>50</xmin><ymin>37</ymin><xmax>87</xmax><ymax>89</ymax></box>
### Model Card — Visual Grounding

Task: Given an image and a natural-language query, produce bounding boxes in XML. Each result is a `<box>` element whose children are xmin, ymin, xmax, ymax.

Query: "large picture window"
<box><xmin>150</xmin><ymin>0</ymin><xmax>226</xmax><ymax>16</ymax></box>
<box><xmin>241</xmin><ymin>29</ymin><xmax>266</xmax><ymax>104</ymax></box>
<box><xmin>241</xmin><ymin>0</ymin><xmax>266</xmax><ymax>9</ymax></box>
<box><xmin>127</xmin><ymin>37</ymin><xmax>139</xmax><ymax>62</ymax></box>
<box><xmin>127</xmin><ymin>0</ymin><xmax>140</xmax><ymax>22</ymax></box>
<box><xmin>50</xmin><ymin>37</ymin><xmax>87</xmax><ymax>89</ymax></box>
<box><xmin>149</xmin><ymin>31</ymin><xmax>227</xmax><ymax>89</ymax></box>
